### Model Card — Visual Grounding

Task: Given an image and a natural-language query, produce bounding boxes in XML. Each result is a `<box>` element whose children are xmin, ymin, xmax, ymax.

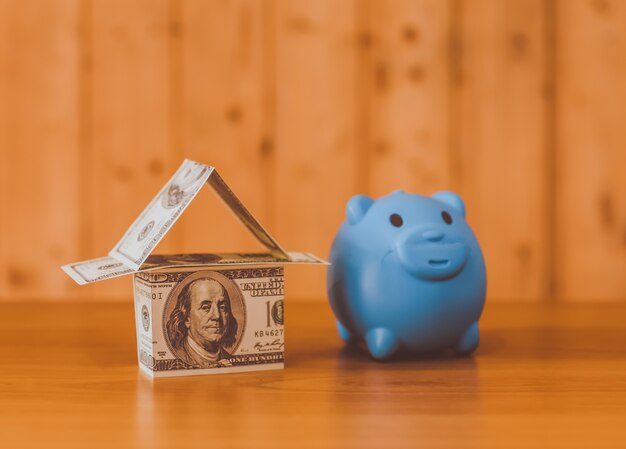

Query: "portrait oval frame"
<box><xmin>162</xmin><ymin>270</ymin><xmax>246</xmax><ymax>361</ymax></box>
<box><xmin>271</xmin><ymin>299</ymin><xmax>284</xmax><ymax>325</ymax></box>
<box><xmin>160</xmin><ymin>164</ymin><xmax>209</xmax><ymax>209</ymax></box>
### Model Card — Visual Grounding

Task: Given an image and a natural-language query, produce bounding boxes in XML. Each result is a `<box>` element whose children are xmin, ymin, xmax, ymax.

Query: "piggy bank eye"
<box><xmin>389</xmin><ymin>214</ymin><xmax>403</xmax><ymax>227</ymax></box>
<box><xmin>441</xmin><ymin>211</ymin><xmax>453</xmax><ymax>225</ymax></box>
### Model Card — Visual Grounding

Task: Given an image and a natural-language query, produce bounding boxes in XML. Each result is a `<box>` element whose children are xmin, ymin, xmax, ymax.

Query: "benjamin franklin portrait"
<box><xmin>165</xmin><ymin>272</ymin><xmax>245</xmax><ymax>368</ymax></box>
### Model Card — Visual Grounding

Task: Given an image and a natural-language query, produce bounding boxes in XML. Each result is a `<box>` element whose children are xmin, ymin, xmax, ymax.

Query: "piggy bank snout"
<box><xmin>421</xmin><ymin>229</ymin><xmax>445</xmax><ymax>242</ymax></box>
<box><xmin>395</xmin><ymin>226</ymin><xmax>469</xmax><ymax>281</ymax></box>
<box><xmin>400</xmin><ymin>226</ymin><xmax>447</xmax><ymax>245</ymax></box>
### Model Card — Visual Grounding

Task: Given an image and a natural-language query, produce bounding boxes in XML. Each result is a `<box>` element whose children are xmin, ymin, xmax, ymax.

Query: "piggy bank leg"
<box><xmin>455</xmin><ymin>322</ymin><xmax>480</xmax><ymax>355</ymax></box>
<box><xmin>336</xmin><ymin>320</ymin><xmax>357</xmax><ymax>343</ymax></box>
<box><xmin>365</xmin><ymin>328</ymin><xmax>400</xmax><ymax>361</ymax></box>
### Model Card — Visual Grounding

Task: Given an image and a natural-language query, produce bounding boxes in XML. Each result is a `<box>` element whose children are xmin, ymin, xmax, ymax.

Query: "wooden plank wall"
<box><xmin>0</xmin><ymin>0</ymin><xmax>82</xmax><ymax>300</ymax></box>
<box><xmin>89</xmin><ymin>0</ymin><xmax>174</xmax><ymax>298</ymax></box>
<box><xmin>274</xmin><ymin>0</ymin><xmax>360</xmax><ymax>300</ymax></box>
<box><xmin>556</xmin><ymin>0</ymin><xmax>626</xmax><ymax>300</ymax></box>
<box><xmin>0</xmin><ymin>0</ymin><xmax>625</xmax><ymax>302</ymax></box>
<box><xmin>179</xmin><ymin>0</ymin><xmax>271</xmax><ymax>257</ymax></box>
<box><xmin>457</xmin><ymin>0</ymin><xmax>550</xmax><ymax>301</ymax></box>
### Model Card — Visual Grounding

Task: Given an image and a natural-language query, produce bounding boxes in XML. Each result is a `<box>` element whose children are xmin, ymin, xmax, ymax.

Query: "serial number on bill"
<box><xmin>254</xmin><ymin>329</ymin><xmax>284</xmax><ymax>337</ymax></box>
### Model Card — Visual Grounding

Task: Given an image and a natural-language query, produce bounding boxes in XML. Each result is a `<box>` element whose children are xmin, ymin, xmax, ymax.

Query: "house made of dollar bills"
<box><xmin>62</xmin><ymin>159</ymin><xmax>326</xmax><ymax>377</ymax></box>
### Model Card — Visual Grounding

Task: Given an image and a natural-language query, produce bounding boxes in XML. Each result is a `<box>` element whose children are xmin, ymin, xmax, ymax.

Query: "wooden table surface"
<box><xmin>1</xmin><ymin>300</ymin><xmax>625</xmax><ymax>449</ymax></box>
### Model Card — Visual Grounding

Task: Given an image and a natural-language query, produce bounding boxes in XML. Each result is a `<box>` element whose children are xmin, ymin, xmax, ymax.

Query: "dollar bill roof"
<box><xmin>62</xmin><ymin>159</ymin><xmax>327</xmax><ymax>285</ymax></box>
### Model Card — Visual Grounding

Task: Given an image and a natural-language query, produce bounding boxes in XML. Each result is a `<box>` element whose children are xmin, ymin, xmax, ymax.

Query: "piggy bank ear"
<box><xmin>346</xmin><ymin>194</ymin><xmax>374</xmax><ymax>225</ymax></box>
<box><xmin>432</xmin><ymin>191</ymin><xmax>466</xmax><ymax>218</ymax></box>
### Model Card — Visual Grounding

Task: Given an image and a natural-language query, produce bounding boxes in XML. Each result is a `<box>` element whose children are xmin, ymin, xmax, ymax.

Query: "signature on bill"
<box><xmin>254</xmin><ymin>339</ymin><xmax>284</xmax><ymax>352</ymax></box>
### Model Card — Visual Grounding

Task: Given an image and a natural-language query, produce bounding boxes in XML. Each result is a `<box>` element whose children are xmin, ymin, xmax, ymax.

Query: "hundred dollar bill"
<box><xmin>62</xmin><ymin>256</ymin><xmax>135</xmax><ymax>285</ymax></box>
<box><xmin>109</xmin><ymin>159</ymin><xmax>213</xmax><ymax>270</ymax></box>
<box><xmin>286</xmin><ymin>251</ymin><xmax>327</xmax><ymax>264</ymax></box>
<box><xmin>141</xmin><ymin>251</ymin><xmax>326</xmax><ymax>268</ymax></box>
<box><xmin>63</xmin><ymin>252</ymin><xmax>327</xmax><ymax>285</ymax></box>
<box><xmin>134</xmin><ymin>265</ymin><xmax>286</xmax><ymax>377</ymax></box>
<box><xmin>207</xmin><ymin>170</ymin><xmax>288</xmax><ymax>259</ymax></box>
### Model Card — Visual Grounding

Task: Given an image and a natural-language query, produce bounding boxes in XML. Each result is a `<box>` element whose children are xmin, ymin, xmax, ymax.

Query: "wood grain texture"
<box><xmin>89</xmin><ymin>0</ymin><xmax>173</xmax><ymax>298</ymax></box>
<box><xmin>178</xmin><ymin>0</ymin><xmax>272</xmax><ymax>255</ymax></box>
<box><xmin>0</xmin><ymin>0</ymin><xmax>81</xmax><ymax>300</ymax></box>
<box><xmin>556</xmin><ymin>0</ymin><xmax>626</xmax><ymax>300</ymax></box>
<box><xmin>0</xmin><ymin>0</ymin><xmax>8</xmax><ymax>299</ymax></box>
<box><xmin>2</xmin><ymin>1</ymin><xmax>626</xmax><ymax>302</ymax></box>
<box><xmin>457</xmin><ymin>0</ymin><xmax>549</xmax><ymax>301</ymax></box>
<box><xmin>365</xmin><ymin>0</ymin><xmax>452</xmax><ymax>196</ymax></box>
<box><xmin>274</xmin><ymin>0</ymin><xmax>360</xmax><ymax>299</ymax></box>
<box><xmin>1</xmin><ymin>300</ymin><xmax>625</xmax><ymax>448</ymax></box>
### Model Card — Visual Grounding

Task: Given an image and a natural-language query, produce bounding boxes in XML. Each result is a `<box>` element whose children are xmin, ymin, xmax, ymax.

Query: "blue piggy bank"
<box><xmin>327</xmin><ymin>191</ymin><xmax>486</xmax><ymax>360</ymax></box>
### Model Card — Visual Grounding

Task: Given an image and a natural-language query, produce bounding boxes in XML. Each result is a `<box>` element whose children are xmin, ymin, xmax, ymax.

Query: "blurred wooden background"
<box><xmin>0</xmin><ymin>0</ymin><xmax>625</xmax><ymax>302</ymax></box>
